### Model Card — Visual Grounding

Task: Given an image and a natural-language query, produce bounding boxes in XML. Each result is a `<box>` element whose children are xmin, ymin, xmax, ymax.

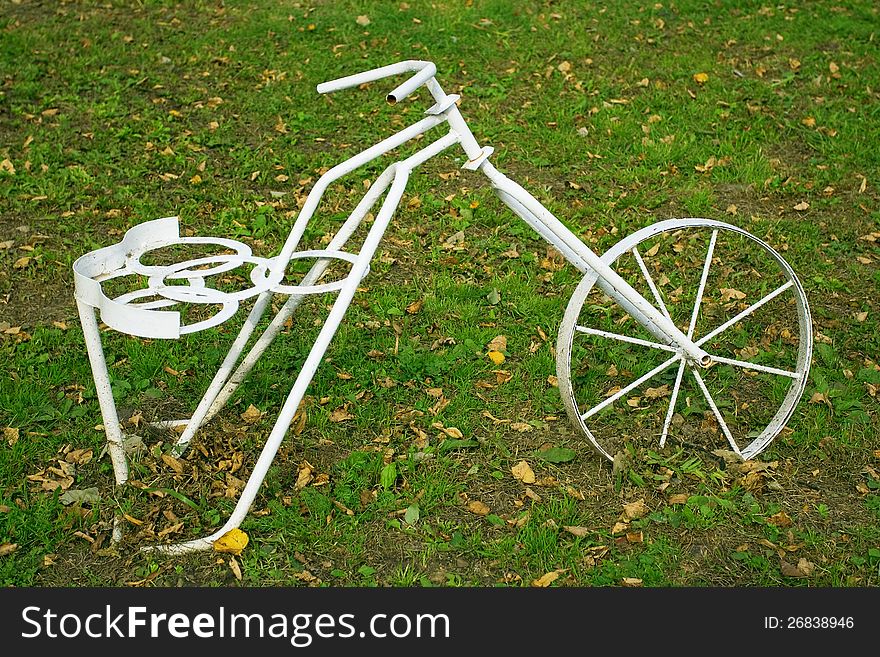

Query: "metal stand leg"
<box><xmin>76</xmin><ymin>299</ymin><xmax>129</xmax><ymax>486</ymax></box>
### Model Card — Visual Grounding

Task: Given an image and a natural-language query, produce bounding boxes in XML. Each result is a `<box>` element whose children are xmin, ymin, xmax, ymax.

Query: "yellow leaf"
<box><xmin>13</xmin><ymin>256</ymin><xmax>31</xmax><ymax>269</ymax></box>
<box><xmin>213</xmin><ymin>528</ymin><xmax>249</xmax><ymax>555</ymax></box>
<box><xmin>487</xmin><ymin>350</ymin><xmax>505</xmax><ymax>365</ymax></box>
<box><xmin>511</xmin><ymin>460</ymin><xmax>536</xmax><ymax>484</ymax></box>
<box><xmin>532</xmin><ymin>569</ymin><xmax>566</xmax><ymax>587</ymax></box>
<box><xmin>0</xmin><ymin>159</ymin><xmax>15</xmax><ymax>175</ymax></box>
<box><xmin>406</xmin><ymin>298</ymin><xmax>424</xmax><ymax>314</ymax></box>
<box><xmin>693</xmin><ymin>72</ymin><xmax>709</xmax><ymax>84</ymax></box>
<box><xmin>0</xmin><ymin>543</ymin><xmax>18</xmax><ymax>557</ymax></box>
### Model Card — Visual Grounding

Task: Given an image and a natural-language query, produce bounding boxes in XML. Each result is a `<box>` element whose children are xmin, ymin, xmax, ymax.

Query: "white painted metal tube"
<box><xmin>316</xmin><ymin>60</ymin><xmax>436</xmax><ymax>104</ymax></box>
<box><xmin>170</xmin><ymin>291</ymin><xmax>274</xmax><ymax>457</ymax></box>
<box><xmin>150</xmin><ymin>134</ymin><xmax>461</xmax><ymax>553</ymax></box>
<box><xmin>200</xmin><ymin>166</ymin><xmax>400</xmax><ymax>425</ymax></box>
<box><xmin>76</xmin><ymin>300</ymin><xmax>129</xmax><ymax>485</ymax></box>
<box><xmin>482</xmin><ymin>161</ymin><xmax>711</xmax><ymax>365</ymax></box>
<box><xmin>274</xmin><ymin>114</ymin><xmax>445</xmax><ymax>268</ymax></box>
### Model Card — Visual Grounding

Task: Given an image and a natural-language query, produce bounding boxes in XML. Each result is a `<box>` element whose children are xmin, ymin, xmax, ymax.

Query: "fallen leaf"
<box><xmin>329</xmin><ymin>406</ymin><xmax>354</xmax><ymax>422</ymax></box>
<box><xmin>3</xmin><ymin>427</ymin><xmax>19</xmax><ymax>446</ymax></box>
<box><xmin>611</xmin><ymin>521</ymin><xmax>629</xmax><ymax>535</ymax></box>
<box><xmin>623</xmin><ymin>498</ymin><xmax>649</xmax><ymax>520</ymax></box>
<box><xmin>161</xmin><ymin>453</ymin><xmax>184</xmax><ymax>475</ymax></box>
<box><xmin>406</xmin><ymin>298</ymin><xmax>424</xmax><ymax>314</ymax></box>
<box><xmin>295</xmin><ymin>462</ymin><xmax>313</xmax><ymax>490</ymax></box>
<box><xmin>213</xmin><ymin>528</ymin><xmax>249</xmax><ymax>555</ymax></box>
<box><xmin>59</xmin><ymin>488</ymin><xmax>101</xmax><ymax>506</ymax></box>
<box><xmin>621</xmin><ymin>577</ymin><xmax>643</xmax><ymax>587</ymax></box>
<box><xmin>13</xmin><ymin>256</ymin><xmax>32</xmax><ymax>269</ymax></box>
<box><xmin>644</xmin><ymin>384</ymin><xmax>670</xmax><ymax>399</ymax></box>
<box><xmin>532</xmin><ymin>570</ymin><xmax>566</xmax><ymax>587</ymax></box>
<box><xmin>356</xmin><ymin>14</ymin><xmax>370</xmax><ymax>26</ymax></box>
<box><xmin>229</xmin><ymin>556</ymin><xmax>242</xmax><ymax>580</ymax></box>
<box><xmin>486</xmin><ymin>335</ymin><xmax>507</xmax><ymax>352</ymax></box>
<box><xmin>768</xmin><ymin>511</ymin><xmax>793</xmax><ymax>527</ymax></box>
<box><xmin>511</xmin><ymin>460</ymin><xmax>536</xmax><ymax>484</ymax></box>
<box><xmin>793</xmin><ymin>201</ymin><xmax>810</xmax><ymax>212</ymax></box>
<box><xmin>0</xmin><ymin>159</ymin><xmax>15</xmax><ymax>175</ymax></box>
<box><xmin>240</xmin><ymin>404</ymin><xmax>262</xmax><ymax>423</ymax></box>
<box><xmin>668</xmin><ymin>493</ymin><xmax>689</xmax><ymax>505</ymax></box>
<box><xmin>720</xmin><ymin>288</ymin><xmax>747</xmax><ymax>302</ymax></box>
<box><xmin>467</xmin><ymin>500</ymin><xmax>490</xmax><ymax>516</ymax></box>
<box><xmin>780</xmin><ymin>557</ymin><xmax>814</xmax><ymax>578</ymax></box>
<box><xmin>563</xmin><ymin>526</ymin><xmax>590</xmax><ymax>538</ymax></box>
<box><xmin>487</xmin><ymin>350</ymin><xmax>505</xmax><ymax>365</ymax></box>
<box><xmin>510</xmin><ymin>422</ymin><xmax>533</xmax><ymax>432</ymax></box>
<box><xmin>0</xmin><ymin>543</ymin><xmax>18</xmax><ymax>557</ymax></box>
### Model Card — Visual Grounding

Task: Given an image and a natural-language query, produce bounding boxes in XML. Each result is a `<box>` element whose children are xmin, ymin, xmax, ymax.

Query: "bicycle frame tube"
<box><xmin>478</xmin><ymin>161</ymin><xmax>712</xmax><ymax>365</ymax></box>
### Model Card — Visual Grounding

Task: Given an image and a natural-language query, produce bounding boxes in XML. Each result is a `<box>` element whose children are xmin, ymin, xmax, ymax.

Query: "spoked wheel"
<box><xmin>556</xmin><ymin>218</ymin><xmax>812</xmax><ymax>462</ymax></box>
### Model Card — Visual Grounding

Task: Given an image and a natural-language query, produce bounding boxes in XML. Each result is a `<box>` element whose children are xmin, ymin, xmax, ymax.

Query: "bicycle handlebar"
<box><xmin>316</xmin><ymin>60</ymin><xmax>437</xmax><ymax>105</ymax></box>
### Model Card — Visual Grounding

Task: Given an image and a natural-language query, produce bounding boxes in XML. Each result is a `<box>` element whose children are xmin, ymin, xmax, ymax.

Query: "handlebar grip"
<box><xmin>316</xmin><ymin>60</ymin><xmax>437</xmax><ymax>105</ymax></box>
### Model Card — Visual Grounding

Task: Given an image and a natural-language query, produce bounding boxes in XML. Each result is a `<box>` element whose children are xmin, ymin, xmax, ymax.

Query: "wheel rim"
<box><xmin>556</xmin><ymin>218</ymin><xmax>812</xmax><ymax>462</ymax></box>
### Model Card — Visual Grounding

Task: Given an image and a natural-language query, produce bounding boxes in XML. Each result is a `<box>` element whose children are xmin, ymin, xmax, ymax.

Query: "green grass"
<box><xmin>1</xmin><ymin>0</ymin><xmax>878</xmax><ymax>588</ymax></box>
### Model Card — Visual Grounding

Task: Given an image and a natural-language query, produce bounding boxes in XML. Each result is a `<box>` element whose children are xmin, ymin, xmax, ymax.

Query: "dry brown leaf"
<box><xmin>623</xmin><ymin>498</ymin><xmax>649</xmax><ymax>520</ymax></box>
<box><xmin>720</xmin><ymin>288</ymin><xmax>747</xmax><ymax>302</ymax></box>
<box><xmin>467</xmin><ymin>500</ymin><xmax>490</xmax><ymax>516</ymax></box>
<box><xmin>793</xmin><ymin>201</ymin><xmax>810</xmax><ymax>212</ymax></box>
<box><xmin>3</xmin><ymin>427</ymin><xmax>19</xmax><ymax>447</ymax></box>
<box><xmin>487</xmin><ymin>335</ymin><xmax>507</xmax><ymax>352</ymax></box>
<box><xmin>511</xmin><ymin>460</ymin><xmax>536</xmax><ymax>484</ymax></box>
<box><xmin>406</xmin><ymin>298</ymin><xmax>424</xmax><ymax>314</ymax></box>
<box><xmin>611</xmin><ymin>521</ymin><xmax>629</xmax><ymax>535</ymax></box>
<box><xmin>161</xmin><ymin>453</ymin><xmax>184</xmax><ymax>475</ymax></box>
<box><xmin>240</xmin><ymin>404</ymin><xmax>262</xmax><ymax>423</ymax></box>
<box><xmin>229</xmin><ymin>556</ymin><xmax>242</xmax><ymax>581</ymax></box>
<box><xmin>532</xmin><ymin>569</ymin><xmax>566</xmax><ymax>587</ymax></box>
<box><xmin>644</xmin><ymin>384</ymin><xmax>670</xmax><ymax>399</ymax></box>
<box><xmin>510</xmin><ymin>422</ymin><xmax>533</xmax><ymax>433</ymax></box>
<box><xmin>766</xmin><ymin>512</ymin><xmax>792</xmax><ymax>528</ymax></box>
<box><xmin>0</xmin><ymin>543</ymin><xmax>18</xmax><ymax>557</ymax></box>
<box><xmin>563</xmin><ymin>526</ymin><xmax>590</xmax><ymax>538</ymax></box>
<box><xmin>356</xmin><ymin>15</ymin><xmax>370</xmax><ymax>26</ymax></box>
<box><xmin>668</xmin><ymin>493</ymin><xmax>689</xmax><ymax>505</ymax></box>
<box><xmin>329</xmin><ymin>406</ymin><xmax>354</xmax><ymax>422</ymax></box>
<box><xmin>621</xmin><ymin>577</ymin><xmax>643</xmax><ymax>587</ymax></box>
<box><xmin>781</xmin><ymin>557</ymin><xmax>814</xmax><ymax>578</ymax></box>
<box><xmin>295</xmin><ymin>462</ymin><xmax>313</xmax><ymax>490</ymax></box>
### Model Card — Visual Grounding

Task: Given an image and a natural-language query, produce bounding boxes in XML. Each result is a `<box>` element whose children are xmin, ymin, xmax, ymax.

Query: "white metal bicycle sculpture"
<box><xmin>73</xmin><ymin>61</ymin><xmax>812</xmax><ymax>553</ymax></box>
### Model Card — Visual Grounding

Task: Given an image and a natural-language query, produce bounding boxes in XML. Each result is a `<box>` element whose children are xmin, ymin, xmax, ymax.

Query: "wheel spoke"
<box><xmin>631</xmin><ymin>247</ymin><xmax>672</xmax><ymax>322</ymax></box>
<box><xmin>697</xmin><ymin>281</ymin><xmax>794</xmax><ymax>347</ymax></box>
<box><xmin>660</xmin><ymin>360</ymin><xmax>686</xmax><ymax>447</ymax></box>
<box><xmin>575</xmin><ymin>325</ymin><xmax>678</xmax><ymax>352</ymax></box>
<box><xmin>691</xmin><ymin>367</ymin><xmax>740</xmax><ymax>456</ymax></box>
<box><xmin>687</xmin><ymin>229</ymin><xmax>717</xmax><ymax>339</ymax></box>
<box><xmin>582</xmin><ymin>353</ymin><xmax>682</xmax><ymax>420</ymax></box>
<box><xmin>710</xmin><ymin>354</ymin><xmax>800</xmax><ymax>379</ymax></box>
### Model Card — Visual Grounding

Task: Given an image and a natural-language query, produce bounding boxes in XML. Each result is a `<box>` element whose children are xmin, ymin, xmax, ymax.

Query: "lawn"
<box><xmin>0</xmin><ymin>0</ymin><xmax>878</xmax><ymax>588</ymax></box>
